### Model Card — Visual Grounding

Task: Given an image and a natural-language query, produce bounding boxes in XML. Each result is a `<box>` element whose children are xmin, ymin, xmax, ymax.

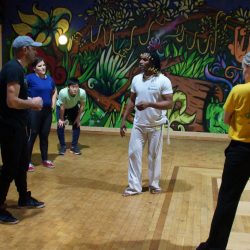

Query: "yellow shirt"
<box><xmin>223</xmin><ymin>82</ymin><xmax>250</xmax><ymax>142</ymax></box>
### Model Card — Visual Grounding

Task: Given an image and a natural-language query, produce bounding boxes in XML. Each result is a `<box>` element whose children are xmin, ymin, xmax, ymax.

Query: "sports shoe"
<box><xmin>58</xmin><ymin>145</ymin><xmax>66</xmax><ymax>155</ymax></box>
<box><xmin>28</xmin><ymin>163</ymin><xmax>35</xmax><ymax>172</ymax></box>
<box><xmin>122</xmin><ymin>186</ymin><xmax>142</xmax><ymax>197</ymax></box>
<box><xmin>149</xmin><ymin>187</ymin><xmax>161</xmax><ymax>194</ymax></box>
<box><xmin>70</xmin><ymin>146</ymin><xmax>81</xmax><ymax>155</ymax></box>
<box><xmin>196</xmin><ymin>242</ymin><xmax>209</xmax><ymax>250</ymax></box>
<box><xmin>42</xmin><ymin>160</ymin><xmax>55</xmax><ymax>168</ymax></box>
<box><xmin>0</xmin><ymin>208</ymin><xmax>19</xmax><ymax>224</ymax></box>
<box><xmin>18</xmin><ymin>191</ymin><xmax>45</xmax><ymax>209</ymax></box>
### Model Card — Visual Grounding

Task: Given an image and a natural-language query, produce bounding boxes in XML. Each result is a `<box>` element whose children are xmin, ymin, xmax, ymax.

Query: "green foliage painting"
<box><xmin>3</xmin><ymin>0</ymin><xmax>250</xmax><ymax>132</ymax></box>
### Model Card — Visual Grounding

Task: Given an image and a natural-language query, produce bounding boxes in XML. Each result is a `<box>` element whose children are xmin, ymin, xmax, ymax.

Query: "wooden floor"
<box><xmin>1</xmin><ymin>130</ymin><xmax>250</xmax><ymax>250</ymax></box>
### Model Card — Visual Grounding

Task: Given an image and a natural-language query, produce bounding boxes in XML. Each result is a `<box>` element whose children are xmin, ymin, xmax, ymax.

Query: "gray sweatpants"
<box><xmin>124</xmin><ymin>124</ymin><xmax>163</xmax><ymax>195</ymax></box>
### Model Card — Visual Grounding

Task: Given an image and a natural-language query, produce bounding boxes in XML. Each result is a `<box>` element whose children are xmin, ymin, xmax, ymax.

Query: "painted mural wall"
<box><xmin>1</xmin><ymin>0</ymin><xmax>250</xmax><ymax>132</ymax></box>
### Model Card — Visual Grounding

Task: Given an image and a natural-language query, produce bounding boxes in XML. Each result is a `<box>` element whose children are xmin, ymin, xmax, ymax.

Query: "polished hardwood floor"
<box><xmin>0</xmin><ymin>129</ymin><xmax>250</xmax><ymax>250</ymax></box>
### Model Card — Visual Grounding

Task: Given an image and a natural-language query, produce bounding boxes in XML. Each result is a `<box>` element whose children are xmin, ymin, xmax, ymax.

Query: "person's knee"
<box><xmin>57</xmin><ymin>127</ymin><xmax>65</xmax><ymax>133</ymax></box>
<box><xmin>128</xmin><ymin>148</ymin><xmax>139</xmax><ymax>161</ymax></box>
<box><xmin>72</xmin><ymin>124</ymin><xmax>80</xmax><ymax>130</ymax></box>
<box><xmin>1</xmin><ymin>168</ymin><xmax>16</xmax><ymax>183</ymax></box>
<box><xmin>40</xmin><ymin>131</ymin><xmax>49</xmax><ymax>139</ymax></box>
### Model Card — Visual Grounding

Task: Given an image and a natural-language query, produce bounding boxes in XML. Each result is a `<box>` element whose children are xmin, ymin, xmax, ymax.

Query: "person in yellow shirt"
<box><xmin>197</xmin><ymin>51</ymin><xmax>250</xmax><ymax>250</ymax></box>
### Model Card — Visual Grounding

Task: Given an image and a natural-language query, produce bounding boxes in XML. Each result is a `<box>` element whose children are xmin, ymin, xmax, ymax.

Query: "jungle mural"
<box><xmin>1</xmin><ymin>0</ymin><xmax>250</xmax><ymax>132</ymax></box>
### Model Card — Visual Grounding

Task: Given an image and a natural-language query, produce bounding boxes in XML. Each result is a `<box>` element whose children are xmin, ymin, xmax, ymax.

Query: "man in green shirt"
<box><xmin>56</xmin><ymin>77</ymin><xmax>86</xmax><ymax>155</ymax></box>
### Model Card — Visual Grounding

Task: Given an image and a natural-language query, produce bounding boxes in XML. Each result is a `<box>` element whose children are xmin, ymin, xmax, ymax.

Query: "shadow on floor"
<box><xmin>64</xmin><ymin>239</ymin><xmax>194</xmax><ymax>250</ymax></box>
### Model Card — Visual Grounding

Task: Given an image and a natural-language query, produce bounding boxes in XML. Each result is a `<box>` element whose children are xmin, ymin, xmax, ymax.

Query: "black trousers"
<box><xmin>28</xmin><ymin>107</ymin><xmax>52</xmax><ymax>162</ymax></box>
<box><xmin>0</xmin><ymin>122</ymin><xmax>29</xmax><ymax>205</ymax></box>
<box><xmin>205</xmin><ymin>140</ymin><xmax>250</xmax><ymax>250</ymax></box>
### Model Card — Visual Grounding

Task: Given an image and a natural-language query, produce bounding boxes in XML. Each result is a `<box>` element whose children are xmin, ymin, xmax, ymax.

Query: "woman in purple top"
<box><xmin>26</xmin><ymin>57</ymin><xmax>57</xmax><ymax>171</ymax></box>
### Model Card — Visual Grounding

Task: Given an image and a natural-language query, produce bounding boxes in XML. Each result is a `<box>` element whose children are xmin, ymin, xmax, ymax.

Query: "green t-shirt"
<box><xmin>56</xmin><ymin>87</ymin><xmax>86</xmax><ymax>109</ymax></box>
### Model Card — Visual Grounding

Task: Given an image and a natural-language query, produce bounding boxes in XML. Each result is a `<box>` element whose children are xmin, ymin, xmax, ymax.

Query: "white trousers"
<box><xmin>124</xmin><ymin>124</ymin><xmax>163</xmax><ymax>195</ymax></box>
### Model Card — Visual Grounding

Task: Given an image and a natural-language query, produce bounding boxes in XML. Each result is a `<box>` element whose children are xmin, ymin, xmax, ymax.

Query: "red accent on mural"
<box><xmin>36</xmin><ymin>49</ymin><xmax>67</xmax><ymax>85</ymax></box>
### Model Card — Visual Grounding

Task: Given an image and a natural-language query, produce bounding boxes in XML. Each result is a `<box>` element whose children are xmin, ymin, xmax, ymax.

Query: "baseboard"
<box><xmin>51</xmin><ymin>124</ymin><xmax>229</xmax><ymax>142</ymax></box>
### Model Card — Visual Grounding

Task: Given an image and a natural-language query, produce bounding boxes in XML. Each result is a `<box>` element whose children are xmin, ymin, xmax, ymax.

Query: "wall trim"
<box><xmin>51</xmin><ymin>124</ymin><xmax>229</xmax><ymax>142</ymax></box>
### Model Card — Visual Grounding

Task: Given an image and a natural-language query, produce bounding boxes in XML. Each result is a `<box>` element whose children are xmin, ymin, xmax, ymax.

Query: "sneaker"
<box><xmin>28</xmin><ymin>163</ymin><xmax>35</xmax><ymax>172</ymax></box>
<box><xmin>42</xmin><ymin>160</ymin><xmax>55</xmax><ymax>169</ymax></box>
<box><xmin>59</xmin><ymin>146</ymin><xmax>66</xmax><ymax>155</ymax></box>
<box><xmin>122</xmin><ymin>192</ymin><xmax>141</xmax><ymax>197</ymax></box>
<box><xmin>70</xmin><ymin>146</ymin><xmax>81</xmax><ymax>155</ymax></box>
<box><xmin>18</xmin><ymin>191</ymin><xmax>45</xmax><ymax>209</ymax></box>
<box><xmin>122</xmin><ymin>187</ymin><xmax>142</xmax><ymax>197</ymax></box>
<box><xmin>196</xmin><ymin>242</ymin><xmax>209</xmax><ymax>250</ymax></box>
<box><xmin>0</xmin><ymin>208</ymin><xmax>19</xmax><ymax>224</ymax></box>
<box><xmin>149</xmin><ymin>187</ymin><xmax>161</xmax><ymax>194</ymax></box>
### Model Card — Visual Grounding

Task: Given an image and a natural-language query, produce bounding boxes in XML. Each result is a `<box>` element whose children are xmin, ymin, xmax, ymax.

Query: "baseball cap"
<box><xmin>12</xmin><ymin>36</ymin><xmax>42</xmax><ymax>49</ymax></box>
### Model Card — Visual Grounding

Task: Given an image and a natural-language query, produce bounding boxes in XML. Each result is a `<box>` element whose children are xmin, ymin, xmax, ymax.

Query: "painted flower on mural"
<box><xmin>34</xmin><ymin>49</ymin><xmax>67</xmax><ymax>85</ymax></box>
<box><xmin>12</xmin><ymin>4</ymin><xmax>72</xmax><ymax>47</ymax></box>
<box><xmin>147</xmin><ymin>37</ymin><xmax>162</xmax><ymax>51</ymax></box>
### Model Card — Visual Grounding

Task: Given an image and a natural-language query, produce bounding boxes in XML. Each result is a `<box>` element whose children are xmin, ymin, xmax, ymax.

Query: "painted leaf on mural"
<box><xmin>12</xmin><ymin>4</ymin><xmax>72</xmax><ymax>46</ymax></box>
<box><xmin>5</xmin><ymin>0</ymin><xmax>250</xmax><ymax>131</ymax></box>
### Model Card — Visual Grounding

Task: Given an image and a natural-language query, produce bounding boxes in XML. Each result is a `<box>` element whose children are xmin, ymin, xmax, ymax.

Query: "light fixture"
<box><xmin>58</xmin><ymin>34</ymin><xmax>68</xmax><ymax>45</ymax></box>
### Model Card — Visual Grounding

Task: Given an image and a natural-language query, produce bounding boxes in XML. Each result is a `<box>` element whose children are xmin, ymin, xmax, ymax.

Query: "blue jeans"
<box><xmin>56</xmin><ymin>105</ymin><xmax>80</xmax><ymax>148</ymax></box>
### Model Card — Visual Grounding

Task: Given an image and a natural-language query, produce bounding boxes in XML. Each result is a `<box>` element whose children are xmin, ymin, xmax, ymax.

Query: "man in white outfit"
<box><xmin>120</xmin><ymin>51</ymin><xmax>173</xmax><ymax>196</ymax></box>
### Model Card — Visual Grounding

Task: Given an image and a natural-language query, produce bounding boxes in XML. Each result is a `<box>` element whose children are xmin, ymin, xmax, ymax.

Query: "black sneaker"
<box><xmin>59</xmin><ymin>145</ymin><xmax>66</xmax><ymax>155</ymax></box>
<box><xmin>70</xmin><ymin>146</ymin><xmax>81</xmax><ymax>155</ymax></box>
<box><xmin>196</xmin><ymin>242</ymin><xmax>209</xmax><ymax>250</ymax></box>
<box><xmin>18</xmin><ymin>191</ymin><xmax>45</xmax><ymax>209</ymax></box>
<box><xmin>0</xmin><ymin>208</ymin><xmax>19</xmax><ymax>224</ymax></box>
